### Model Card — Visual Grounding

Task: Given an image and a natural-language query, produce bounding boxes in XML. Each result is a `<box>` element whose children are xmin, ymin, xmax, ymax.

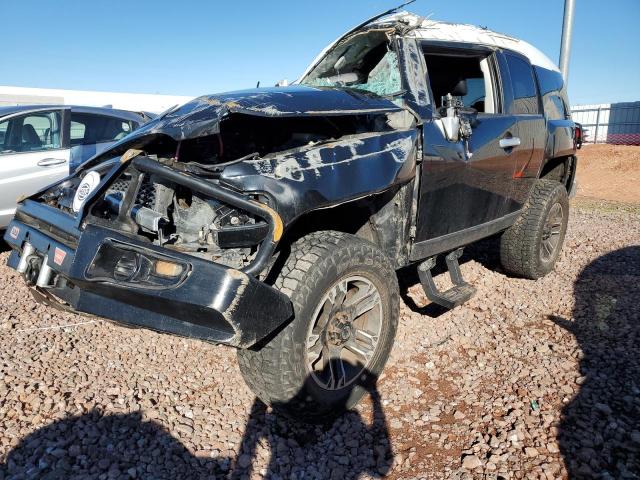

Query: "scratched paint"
<box><xmin>245</xmin><ymin>133</ymin><xmax>415</xmax><ymax>183</ymax></box>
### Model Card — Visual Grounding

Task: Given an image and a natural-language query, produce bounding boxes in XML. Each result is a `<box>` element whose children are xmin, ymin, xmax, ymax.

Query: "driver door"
<box><xmin>415</xmin><ymin>46</ymin><xmax>521</xmax><ymax>247</ymax></box>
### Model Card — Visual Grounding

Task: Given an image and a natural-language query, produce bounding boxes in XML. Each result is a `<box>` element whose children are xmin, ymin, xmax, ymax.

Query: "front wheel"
<box><xmin>237</xmin><ymin>231</ymin><xmax>399</xmax><ymax>421</ymax></box>
<box><xmin>500</xmin><ymin>179</ymin><xmax>569</xmax><ymax>279</ymax></box>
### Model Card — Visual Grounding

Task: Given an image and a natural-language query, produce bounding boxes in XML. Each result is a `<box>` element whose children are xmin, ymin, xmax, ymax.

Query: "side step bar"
<box><xmin>417</xmin><ymin>248</ymin><xmax>476</xmax><ymax>309</ymax></box>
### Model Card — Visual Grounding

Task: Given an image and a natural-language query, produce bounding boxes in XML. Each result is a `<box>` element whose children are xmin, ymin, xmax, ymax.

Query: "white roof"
<box><xmin>301</xmin><ymin>11</ymin><xmax>560</xmax><ymax>79</ymax></box>
<box><xmin>387</xmin><ymin>12</ymin><xmax>560</xmax><ymax>72</ymax></box>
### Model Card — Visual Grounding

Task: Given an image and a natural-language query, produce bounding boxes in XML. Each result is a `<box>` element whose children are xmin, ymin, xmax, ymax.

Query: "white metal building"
<box><xmin>571</xmin><ymin>101</ymin><xmax>640</xmax><ymax>145</ymax></box>
<box><xmin>0</xmin><ymin>85</ymin><xmax>192</xmax><ymax>114</ymax></box>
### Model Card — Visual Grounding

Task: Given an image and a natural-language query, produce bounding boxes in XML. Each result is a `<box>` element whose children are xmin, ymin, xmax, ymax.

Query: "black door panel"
<box><xmin>500</xmin><ymin>52</ymin><xmax>546</xmax><ymax>212</ymax></box>
<box><xmin>416</xmin><ymin>115</ymin><xmax>519</xmax><ymax>242</ymax></box>
<box><xmin>509</xmin><ymin>116</ymin><xmax>546</xmax><ymax>211</ymax></box>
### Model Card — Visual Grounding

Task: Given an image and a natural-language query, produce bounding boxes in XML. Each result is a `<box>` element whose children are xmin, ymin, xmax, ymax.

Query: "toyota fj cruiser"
<box><xmin>4</xmin><ymin>7</ymin><xmax>578</xmax><ymax>419</ymax></box>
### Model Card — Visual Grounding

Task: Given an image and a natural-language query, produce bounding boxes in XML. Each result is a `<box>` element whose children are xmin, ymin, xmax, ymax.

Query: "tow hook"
<box><xmin>16</xmin><ymin>242</ymin><xmax>54</xmax><ymax>288</ymax></box>
<box><xmin>16</xmin><ymin>242</ymin><xmax>35</xmax><ymax>274</ymax></box>
<box><xmin>35</xmin><ymin>255</ymin><xmax>54</xmax><ymax>288</ymax></box>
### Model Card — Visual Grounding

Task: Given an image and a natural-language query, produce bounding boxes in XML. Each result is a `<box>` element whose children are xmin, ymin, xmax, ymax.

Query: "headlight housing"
<box><xmin>86</xmin><ymin>239</ymin><xmax>189</xmax><ymax>289</ymax></box>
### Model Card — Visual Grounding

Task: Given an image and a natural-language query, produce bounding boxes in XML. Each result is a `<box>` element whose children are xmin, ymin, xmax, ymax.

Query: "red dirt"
<box><xmin>576</xmin><ymin>144</ymin><xmax>640</xmax><ymax>203</ymax></box>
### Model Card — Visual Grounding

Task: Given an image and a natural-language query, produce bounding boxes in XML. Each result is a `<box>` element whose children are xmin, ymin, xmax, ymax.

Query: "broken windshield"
<box><xmin>301</xmin><ymin>31</ymin><xmax>403</xmax><ymax>98</ymax></box>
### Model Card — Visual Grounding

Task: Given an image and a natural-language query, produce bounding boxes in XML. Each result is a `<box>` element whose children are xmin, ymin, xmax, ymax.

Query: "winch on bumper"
<box><xmin>3</xmin><ymin>211</ymin><xmax>293</xmax><ymax>349</ymax></box>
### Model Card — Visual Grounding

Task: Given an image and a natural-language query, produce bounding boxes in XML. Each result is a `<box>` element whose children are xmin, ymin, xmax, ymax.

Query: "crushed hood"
<box><xmin>85</xmin><ymin>86</ymin><xmax>403</xmax><ymax>168</ymax></box>
<box><xmin>152</xmin><ymin>85</ymin><xmax>402</xmax><ymax>138</ymax></box>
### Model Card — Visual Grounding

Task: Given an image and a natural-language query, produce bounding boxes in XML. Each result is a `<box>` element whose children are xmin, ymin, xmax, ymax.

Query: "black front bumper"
<box><xmin>4</xmin><ymin>212</ymin><xmax>293</xmax><ymax>348</ymax></box>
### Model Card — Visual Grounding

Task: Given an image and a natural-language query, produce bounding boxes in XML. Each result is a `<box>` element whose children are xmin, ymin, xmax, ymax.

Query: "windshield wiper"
<box><xmin>156</xmin><ymin>104</ymin><xmax>180</xmax><ymax>121</ymax></box>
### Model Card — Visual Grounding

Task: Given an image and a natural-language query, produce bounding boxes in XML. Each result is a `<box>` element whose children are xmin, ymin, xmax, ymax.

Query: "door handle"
<box><xmin>499</xmin><ymin>137</ymin><xmax>521</xmax><ymax>149</ymax></box>
<box><xmin>37</xmin><ymin>158</ymin><xmax>66</xmax><ymax>167</ymax></box>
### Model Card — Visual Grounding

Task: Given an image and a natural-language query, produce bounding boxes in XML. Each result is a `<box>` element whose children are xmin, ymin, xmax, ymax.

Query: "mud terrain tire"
<box><xmin>237</xmin><ymin>231</ymin><xmax>399</xmax><ymax>421</ymax></box>
<box><xmin>500</xmin><ymin>179</ymin><xmax>569</xmax><ymax>279</ymax></box>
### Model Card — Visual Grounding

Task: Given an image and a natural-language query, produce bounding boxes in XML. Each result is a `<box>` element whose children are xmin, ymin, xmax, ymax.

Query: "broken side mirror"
<box><xmin>440</xmin><ymin>93</ymin><xmax>478</xmax><ymax>143</ymax></box>
<box><xmin>459</xmin><ymin>109</ymin><xmax>479</xmax><ymax>141</ymax></box>
<box><xmin>440</xmin><ymin>93</ymin><xmax>464</xmax><ymax>142</ymax></box>
<box><xmin>440</xmin><ymin>93</ymin><xmax>475</xmax><ymax>159</ymax></box>
<box><xmin>441</xmin><ymin>109</ymin><xmax>461</xmax><ymax>142</ymax></box>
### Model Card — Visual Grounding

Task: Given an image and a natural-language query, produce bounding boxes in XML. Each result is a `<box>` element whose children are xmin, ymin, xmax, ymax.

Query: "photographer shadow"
<box><xmin>231</xmin><ymin>368</ymin><xmax>392</xmax><ymax>479</ymax></box>
<box><xmin>0</xmin><ymin>367</ymin><xmax>392</xmax><ymax>479</ymax></box>
<box><xmin>0</xmin><ymin>409</ymin><xmax>222</xmax><ymax>479</ymax></box>
<box><xmin>551</xmin><ymin>246</ymin><xmax>640</xmax><ymax>478</ymax></box>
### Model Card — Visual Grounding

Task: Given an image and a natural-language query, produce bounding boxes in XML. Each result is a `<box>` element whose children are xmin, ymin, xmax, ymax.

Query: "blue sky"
<box><xmin>3</xmin><ymin>0</ymin><xmax>639</xmax><ymax>105</ymax></box>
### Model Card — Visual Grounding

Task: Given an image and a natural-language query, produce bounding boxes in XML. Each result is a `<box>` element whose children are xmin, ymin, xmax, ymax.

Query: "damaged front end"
<box><xmin>4</xmin><ymin>85</ymin><xmax>418</xmax><ymax>348</ymax></box>
<box><xmin>4</xmin><ymin>153</ymin><xmax>291</xmax><ymax>348</ymax></box>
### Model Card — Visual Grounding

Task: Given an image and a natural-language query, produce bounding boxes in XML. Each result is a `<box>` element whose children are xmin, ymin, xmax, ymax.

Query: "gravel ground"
<box><xmin>0</xmin><ymin>198</ymin><xmax>639</xmax><ymax>480</ymax></box>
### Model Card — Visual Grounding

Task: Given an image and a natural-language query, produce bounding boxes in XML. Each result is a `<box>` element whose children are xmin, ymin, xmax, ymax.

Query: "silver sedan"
<box><xmin>0</xmin><ymin>105</ymin><xmax>151</xmax><ymax>228</ymax></box>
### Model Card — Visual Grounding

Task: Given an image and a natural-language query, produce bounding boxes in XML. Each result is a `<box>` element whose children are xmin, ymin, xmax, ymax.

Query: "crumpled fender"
<box><xmin>219</xmin><ymin>129</ymin><xmax>419</xmax><ymax>224</ymax></box>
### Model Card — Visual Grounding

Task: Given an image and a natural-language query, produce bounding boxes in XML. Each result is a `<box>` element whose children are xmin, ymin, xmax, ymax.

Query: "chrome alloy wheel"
<box><xmin>305</xmin><ymin>275</ymin><xmax>383</xmax><ymax>390</ymax></box>
<box><xmin>540</xmin><ymin>202</ymin><xmax>564</xmax><ymax>262</ymax></box>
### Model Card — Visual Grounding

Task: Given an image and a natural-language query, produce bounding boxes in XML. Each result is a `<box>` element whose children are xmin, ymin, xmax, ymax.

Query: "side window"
<box><xmin>505</xmin><ymin>54</ymin><xmax>540</xmax><ymax>115</ymax></box>
<box><xmin>423</xmin><ymin>50</ymin><xmax>499</xmax><ymax>114</ymax></box>
<box><xmin>70</xmin><ymin>113</ymin><xmax>134</xmax><ymax>146</ymax></box>
<box><xmin>534</xmin><ymin>66</ymin><xmax>569</xmax><ymax>120</ymax></box>
<box><xmin>548</xmin><ymin>95</ymin><xmax>567</xmax><ymax>120</ymax></box>
<box><xmin>0</xmin><ymin>120</ymin><xmax>7</xmax><ymax>145</ymax></box>
<box><xmin>110</xmin><ymin>119</ymin><xmax>134</xmax><ymax>141</ymax></box>
<box><xmin>0</xmin><ymin>111</ymin><xmax>62</xmax><ymax>154</ymax></box>
<box><xmin>70</xmin><ymin>120</ymin><xmax>86</xmax><ymax>143</ymax></box>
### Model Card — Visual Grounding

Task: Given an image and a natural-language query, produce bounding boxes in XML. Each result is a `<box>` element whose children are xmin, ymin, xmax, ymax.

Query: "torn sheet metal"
<box><xmin>85</xmin><ymin>86</ymin><xmax>404</xmax><ymax>168</ymax></box>
<box><xmin>114</xmin><ymin>86</ymin><xmax>401</xmax><ymax>142</ymax></box>
<box><xmin>397</xmin><ymin>37</ymin><xmax>431</xmax><ymax>118</ymax></box>
<box><xmin>220</xmin><ymin>129</ymin><xmax>418</xmax><ymax>224</ymax></box>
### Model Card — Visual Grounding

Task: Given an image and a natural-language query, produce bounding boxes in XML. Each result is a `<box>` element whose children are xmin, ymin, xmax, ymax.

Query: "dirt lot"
<box><xmin>576</xmin><ymin>144</ymin><xmax>640</xmax><ymax>203</ymax></box>
<box><xmin>0</xmin><ymin>147</ymin><xmax>639</xmax><ymax>479</ymax></box>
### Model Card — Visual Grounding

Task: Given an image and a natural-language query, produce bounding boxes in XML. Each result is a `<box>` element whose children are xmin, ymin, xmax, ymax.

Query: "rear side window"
<box><xmin>548</xmin><ymin>96</ymin><xmax>568</xmax><ymax>120</ymax></box>
<box><xmin>70</xmin><ymin>112</ymin><xmax>134</xmax><ymax>146</ymax></box>
<box><xmin>70</xmin><ymin>120</ymin><xmax>86</xmax><ymax>142</ymax></box>
<box><xmin>535</xmin><ymin>66</ymin><xmax>569</xmax><ymax>120</ymax></box>
<box><xmin>505</xmin><ymin>53</ymin><xmax>540</xmax><ymax>115</ymax></box>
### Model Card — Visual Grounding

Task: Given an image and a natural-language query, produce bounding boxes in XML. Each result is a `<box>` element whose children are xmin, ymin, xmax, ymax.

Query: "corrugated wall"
<box><xmin>572</xmin><ymin>101</ymin><xmax>640</xmax><ymax>145</ymax></box>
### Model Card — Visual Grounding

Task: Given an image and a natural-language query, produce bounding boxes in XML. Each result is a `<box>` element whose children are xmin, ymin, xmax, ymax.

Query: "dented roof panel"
<box><xmin>299</xmin><ymin>11</ymin><xmax>560</xmax><ymax>81</ymax></box>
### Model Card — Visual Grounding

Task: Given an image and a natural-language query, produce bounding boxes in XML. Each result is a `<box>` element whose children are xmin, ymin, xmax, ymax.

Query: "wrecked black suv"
<box><xmin>4</xmin><ymin>9</ymin><xmax>578</xmax><ymax>419</ymax></box>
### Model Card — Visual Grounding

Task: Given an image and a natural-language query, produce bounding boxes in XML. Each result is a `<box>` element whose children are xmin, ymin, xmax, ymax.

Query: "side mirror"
<box><xmin>442</xmin><ymin>113</ymin><xmax>461</xmax><ymax>142</ymax></box>
<box><xmin>440</xmin><ymin>93</ymin><xmax>476</xmax><ymax>143</ymax></box>
<box><xmin>441</xmin><ymin>93</ymin><xmax>462</xmax><ymax>142</ymax></box>
<box><xmin>275</xmin><ymin>79</ymin><xmax>289</xmax><ymax>87</ymax></box>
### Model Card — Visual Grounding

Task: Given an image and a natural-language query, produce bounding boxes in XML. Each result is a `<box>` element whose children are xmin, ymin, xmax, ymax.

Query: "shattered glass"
<box><xmin>304</xmin><ymin>45</ymin><xmax>402</xmax><ymax>98</ymax></box>
<box><xmin>351</xmin><ymin>49</ymin><xmax>402</xmax><ymax>97</ymax></box>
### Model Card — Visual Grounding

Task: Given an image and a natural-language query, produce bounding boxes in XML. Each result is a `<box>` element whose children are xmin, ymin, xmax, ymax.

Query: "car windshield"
<box><xmin>301</xmin><ymin>30</ymin><xmax>403</xmax><ymax>98</ymax></box>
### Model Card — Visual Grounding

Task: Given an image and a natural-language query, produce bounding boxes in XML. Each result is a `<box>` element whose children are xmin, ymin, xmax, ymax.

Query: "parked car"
<box><xmin>4</xmin><ymin>7</ymin><xmax>579</xmax><ymax>420</ymax></box>
<box><xmin>0</xmin><ymin>105</ymin><xmax>152</xmax><ymax>228</ymax></box>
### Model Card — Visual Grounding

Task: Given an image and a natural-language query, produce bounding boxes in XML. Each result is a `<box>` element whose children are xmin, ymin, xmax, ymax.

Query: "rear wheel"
<box><xmin>237</xmin><ymin>231</ymin><xmax>399</xmax><ymax>421</ymax></box>
<box><xmin>500</xmin><ymin>179</ymin><xmax>569</xmax><ymax>279</ymax></box>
